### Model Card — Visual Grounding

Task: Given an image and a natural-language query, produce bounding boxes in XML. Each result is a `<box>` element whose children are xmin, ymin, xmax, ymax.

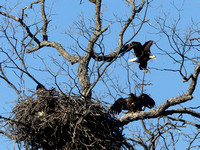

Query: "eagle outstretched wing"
<box><xmin>139</xmin><ymin>93</ymin><xmax>155</xmax><ymax>108</ymax></box>
<box><xmin>110</xmin><ymin>93</ymin><xmax>138</xmax><ymax>114</ymax></box>
<box><xmin>143</xmin><ymin>40</ymin><xmax>153</xmax><ymax>53</ymax></box>
<box><xmin>110</xmin><ymin>98</ymin><xmax>128</xmax><ymax>114</ymax></box>
<box><xmin>131</xmin><ymin>41</ymin><xmax>143</xmax><ymax>57</ymax></box>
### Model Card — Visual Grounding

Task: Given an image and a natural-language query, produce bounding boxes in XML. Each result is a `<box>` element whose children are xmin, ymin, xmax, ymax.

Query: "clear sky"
<box><xmin>0</xmin><ymin>0</ymin><xmax>200</xmax><ymax>149</ymax></box>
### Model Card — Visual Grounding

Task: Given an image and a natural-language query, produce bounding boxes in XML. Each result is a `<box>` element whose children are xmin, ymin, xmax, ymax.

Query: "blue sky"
<box><xmin>0</xmin><ymin>0</ymin><xmax>200</xmax><ymax>149</ymax></box>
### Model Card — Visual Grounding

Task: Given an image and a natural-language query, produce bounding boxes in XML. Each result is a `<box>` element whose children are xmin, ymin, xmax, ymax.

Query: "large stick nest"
<box><xmin>9</xmin><ymin>88</ymin><xmax>124</xmax><ymax>149</ymax></box>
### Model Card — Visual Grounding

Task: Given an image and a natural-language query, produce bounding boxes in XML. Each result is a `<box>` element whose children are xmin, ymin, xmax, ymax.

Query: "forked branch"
<box><xmin>119</xmin><ymin>63</ymin><xmax>200</xmax><ymax>126</ymax></box>
<box><xmin>26</xmin><ymin>41</ymin><xmax>80</xmax><ymax>64</ymax></box>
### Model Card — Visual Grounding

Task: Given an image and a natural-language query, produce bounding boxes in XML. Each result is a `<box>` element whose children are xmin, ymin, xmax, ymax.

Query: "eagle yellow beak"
<box><xmin>150</xmin><ymin>55</ymin><xmax>157</xmax><ymax>60</ymax></box>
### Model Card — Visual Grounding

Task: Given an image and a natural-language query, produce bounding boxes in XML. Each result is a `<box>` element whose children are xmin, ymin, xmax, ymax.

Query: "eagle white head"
<box><xmin>149</xmin><ymin>54</ymin><xmax>157</xmax><ymax>60</ymax></box>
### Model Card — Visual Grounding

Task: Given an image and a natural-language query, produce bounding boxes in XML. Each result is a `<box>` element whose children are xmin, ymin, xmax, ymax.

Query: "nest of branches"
<box><xmin>9</xmin><ymin>88</ymin><xmax>124</xmax><ymax>150</ymax></box>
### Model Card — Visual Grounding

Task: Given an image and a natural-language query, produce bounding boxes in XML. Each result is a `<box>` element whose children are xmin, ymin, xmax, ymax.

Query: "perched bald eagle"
<box><xmin>128</xmin><ymin>40</ymin><xmax>156</xmax><ymax>73</ymax></box>
<box><xmin>110</xmin><ymin>93</ymin><xmax>155</xmax><ymax>114</ymax></box>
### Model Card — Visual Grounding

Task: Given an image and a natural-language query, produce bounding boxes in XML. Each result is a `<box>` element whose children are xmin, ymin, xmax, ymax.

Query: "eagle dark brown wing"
<box><xmin>131</xmin><ymin>41</ymin><xmax>143</xmax><ymax>57</ymax></box>
<box><xmin>139</xmin><ymin>93</ymin><xmax>155</xmax><ymax>109</ymax></box>
<box><xmin>110</xmin><ymin>98</ymin><xmax>129</xmax><ymax>114</ymax></box>
<box><xmin>110</xmin><ymin>93</ymin><xmax>139</xmax><ymax>114</ymax></box>
<box><xmin>143</xmin><ymin>40</ymin><xmax>153</xmax><ymax>53</ymax></box>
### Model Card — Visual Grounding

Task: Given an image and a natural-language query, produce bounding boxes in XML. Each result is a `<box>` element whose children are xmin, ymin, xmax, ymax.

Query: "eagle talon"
<box><xmin>143</xmin><ymin>69</ymin><xmax>151</xmax><ymax>73</ymax></box>
<box><xmin>147</xmin><ymin>69</ymin><xmax>151</xmax><ymax>73</ymax></box>
<box><xmin>143</xmin><ymin>69</ymin><xmax>147</xmax><ymax>73</ymax></box>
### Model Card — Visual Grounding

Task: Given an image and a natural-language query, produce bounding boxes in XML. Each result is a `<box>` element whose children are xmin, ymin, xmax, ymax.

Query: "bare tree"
<box><xmin>0</xmin><ymin>0</ymin><xmax>200</xmax><ymax>149</ymax></box>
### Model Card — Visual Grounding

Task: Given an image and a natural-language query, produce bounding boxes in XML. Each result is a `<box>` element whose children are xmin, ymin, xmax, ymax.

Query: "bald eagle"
<box><xmin>110</xmin><ymin>93</ymin><xmax>155</xmax><ymax>114</ymax></box>
<box><xmin>128</xmin><ymin>40</ymin><xmax>156</xmax><ymax>73</ymax></box>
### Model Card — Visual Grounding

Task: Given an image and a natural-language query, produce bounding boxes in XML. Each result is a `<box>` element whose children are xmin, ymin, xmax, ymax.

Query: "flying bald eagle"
<box><xmin>110</xmin><ymin>93</ymin><xmax>155</xmax><ymax>114</ymax></box>
<box><xmin>128</xmin><ymin>40</ymin><xmax>156</xmax><ymax>73</ymax></box>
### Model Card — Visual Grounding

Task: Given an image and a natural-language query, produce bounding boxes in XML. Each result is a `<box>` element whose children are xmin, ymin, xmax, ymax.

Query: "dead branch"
<box><xmin>0</xmin><ymin>64</ymin><xmax>22</xmax><ymax>100</ymax></box>
<box><xmin>0</xmin><ymin>10</ymin><xmax>40</xmax><ymax>44</ymax></box>
<box><xmin>21</xmin><ymin>1</ymin><xmax>40</xmax><ymax>20</ymax></box>
<box><xmin>41</xmin><ymin>0</ymin><xmax>48</xmax><ymax>41</ymax></box>
<box><xmin>91</xmin><ymin>41</ymin><xmax>138</xmax><ymax>62</ymax></box>
<box><xmin>119</xmin><ymin>63</ymin><xmax>200</xmax><ymax>126</ymax></box>
<box><xmin>26</xmin><ymin>41</ymin><xmax>80</xmax><ymax>64</ymax></box>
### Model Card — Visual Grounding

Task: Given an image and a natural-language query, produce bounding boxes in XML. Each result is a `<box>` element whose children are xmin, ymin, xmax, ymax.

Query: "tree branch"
<box><xmin>0</xmin><ymin>64</ymin><xmax>22</xmax><ymax>100</ymax></box>
<box><xmin>162</xmin><ymin>108</ymin><xmax>200</xmax><ymax>119</ymax></box>
<box><xmin>78</xmin><ymin>0</ymin><xmax>104</xmax><ymax>98</ymax></box>
<box><xmin>26</xmin><ymin>41</ymin><xmax>80</xmax><ymax>64</ymax></box>
<box><xmin>167</xmin><ymin>116</ymin><xmax>200</xmax><ymax>128</ymax></box>
<box><xmin>41</xmin><ymin>0</ymin><xmax>48</xmax><ymax>41</ymax></box>
<box><xmin>21</xmin><ymin>1</ymin><xmax>40</xmax><ymax>20</ymax></box>
<box><xmin>118</xmin><ymin>62</ymin><xmax>200</xmax><ymax>126</ymax></box>
<box><xmin>185</xmin><ymin>62</ymin><xmax>200</xmax><ymax>95</ymax></box>
<box><xmin>91</xmin><ymin>41</ymin><xmax>138</xmax><ymax>62</ymax></box>
<box><xmin>119</xmin><ymin>0</ymin><xmax>146</xmax><ymax>47</ymax></box>
<box><xmin>118</xmin><ymin>95</ymin><xmax>193</xmax><ymax>126</ymax></box>
<box><xmin>0</xmin><ymin>10</ymin><xmax>40</xmax><ymax>44</ymax></box>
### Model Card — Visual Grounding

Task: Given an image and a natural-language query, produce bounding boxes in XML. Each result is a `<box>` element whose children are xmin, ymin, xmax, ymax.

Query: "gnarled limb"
<box><xmin>78</xmin><ymin>0</ymin><xmax>103</xmax><ymax>98</ymax></box>
<box><xmin>119</xmin><ymin>0</ymin><xmax>146</xmax><ymax>47</ymax></box>
<box><xmin>119</xmin><ymin>63</ymin><xmax>200</xmax><ymax>126</ymax></box>
<box><xmin>91</xmin><ymin>41</ymin><xmax>140</xmax><ymax>62</ymax></box>
<box><xmin>119</xmin><ymin>95</ymin><xmax>193</xmax><ymax>126</ymax></box>
<box><xmin>26</xmin><ymin>41</ymin><xmax>80</xmax><ymax>64</ymax></box>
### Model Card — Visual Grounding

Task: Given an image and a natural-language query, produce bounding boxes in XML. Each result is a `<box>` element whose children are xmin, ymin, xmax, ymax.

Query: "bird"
<box><xmin>36</xmin><ymin>84</ymin><xmax>46</xmax><ymax>91</ymax></box>
<box><xmin>36</xmin><ymin>84</ymin><xmax>50</xmax><ymax>99</ymax></box>
<box><xmin>128</xmin><ymin>40</ymin><xmax>156</xmax><ymax>73</ymax></box>
<box><xmin>110</xmin><ymin>93</ymin><xmax>155</xmax><ymax>114</ymax></box>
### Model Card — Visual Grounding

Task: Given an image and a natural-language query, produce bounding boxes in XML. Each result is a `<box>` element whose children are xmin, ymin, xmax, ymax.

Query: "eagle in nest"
<box><xmin>128</xmin><ymin>40</ymin><xmax>156</xmax><ymax>73</ymax></box>
<box><xmin>110</xmin><ymin>93</ymin><xmax>155</xmax><ymax>114</ymax></box>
